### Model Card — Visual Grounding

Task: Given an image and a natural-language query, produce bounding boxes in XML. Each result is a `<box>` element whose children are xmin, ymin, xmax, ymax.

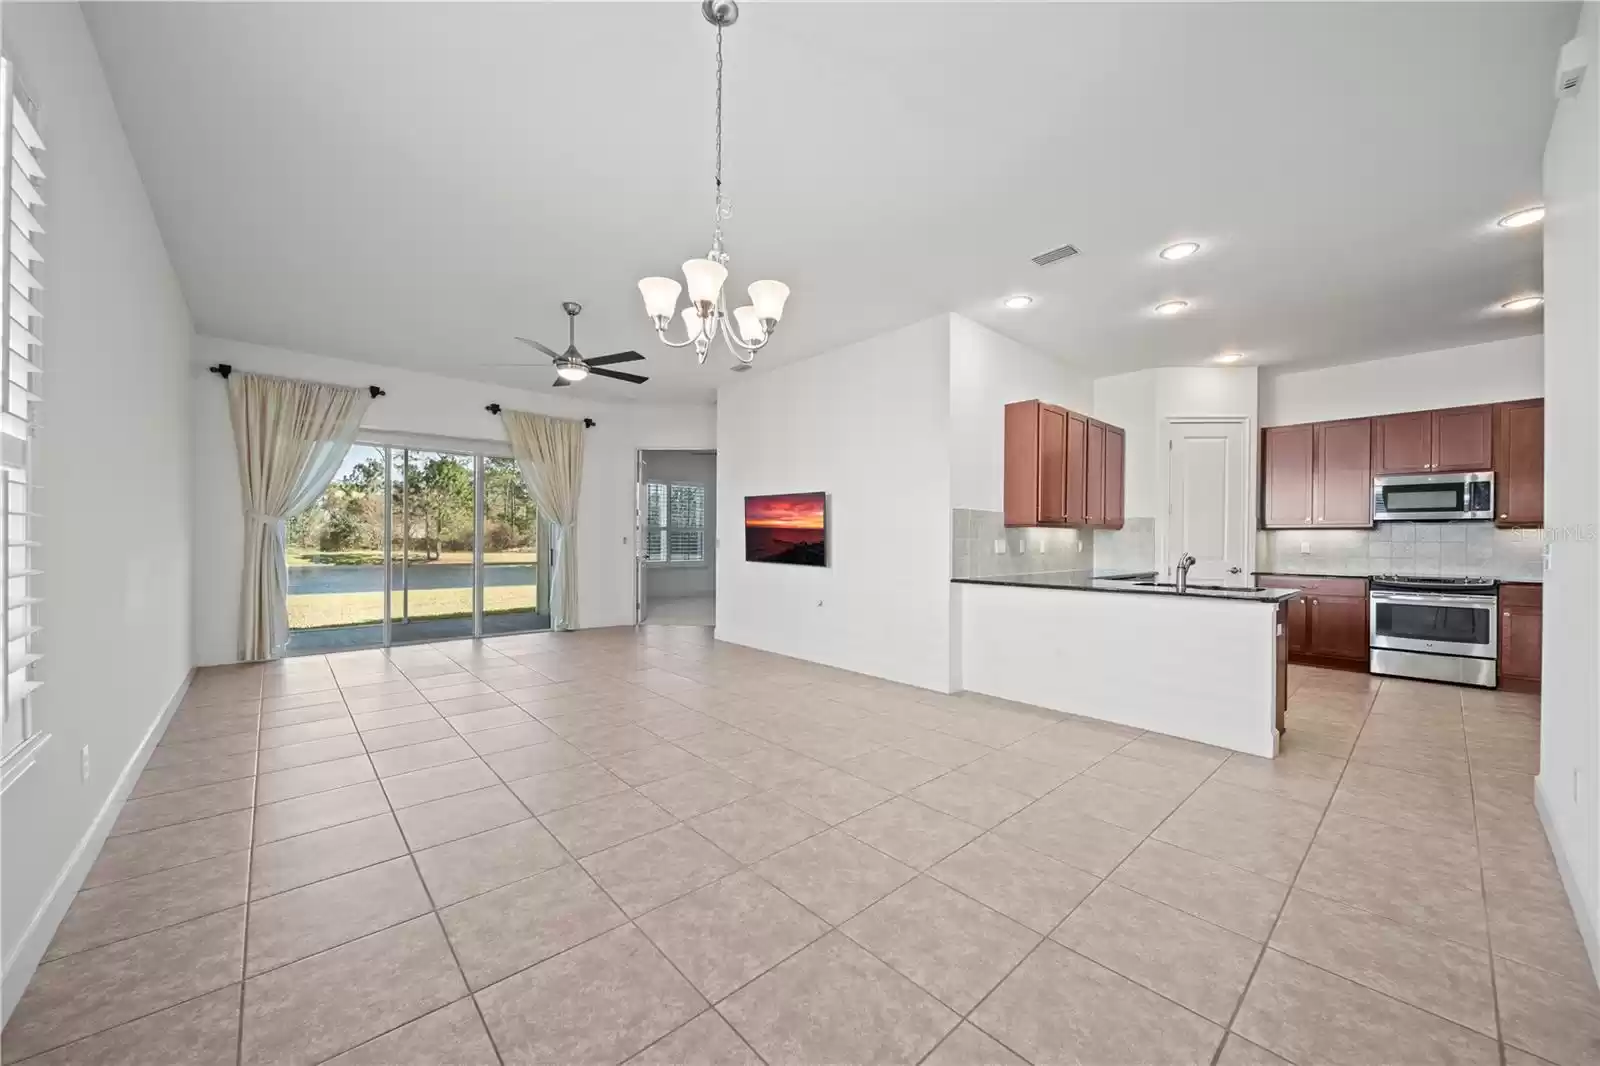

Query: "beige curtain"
<box><xmin>227</xmin><ymin>372</ymin><xmax>372</xmax><ymax>660</ymax></box>
<box><xmin>501</xmin><ymin>410</ymin><xmax>585</xmax><ymax>630</ymax></box>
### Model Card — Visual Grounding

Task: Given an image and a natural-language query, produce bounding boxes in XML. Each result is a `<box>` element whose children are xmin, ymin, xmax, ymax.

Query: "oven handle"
<box><xmin>1369</xmin><ymin>591</ymin><xmax>1497</xmax><ymax>608</ymax></box>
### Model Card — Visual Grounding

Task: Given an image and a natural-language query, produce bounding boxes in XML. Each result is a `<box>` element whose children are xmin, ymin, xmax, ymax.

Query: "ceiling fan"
<box><xmin>498</xmin><ymin>302</ymin><xmax>648</xmax><ymax>388</ymax></box>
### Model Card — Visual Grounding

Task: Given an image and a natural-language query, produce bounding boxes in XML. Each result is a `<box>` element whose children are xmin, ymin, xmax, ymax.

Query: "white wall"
<box><xmin>1537</xmin><ymin>0</ymin><xmax>1600</xmax><ymax>983</ymax></box>
<box><xmin>642</xmin><ymin>450</ymin><xmax>717</xmax><ymax>602</ymax></box>
<box><xmin>1</xmin><ymin>3</ymin><xmax>195</xmax><ymax>1019</ymax></box>
<box><xmin>716</xmin><ymin>316</ymin><xmax>954</xmax><ymax>692</ymax></box>
<box><xmin>949</xmin><ymin>316</ymin><xmax>1094</xmax><ymax>511</ymax></box>
<box><xmin>1260</xmin><ymin>336</ymin><xmax>1544</xmax><ymax>426</ymax></box>
<box><xmin>191</xmin><ymin>336</ymin><xmax>714</xmax><ymax>664</ymax></box>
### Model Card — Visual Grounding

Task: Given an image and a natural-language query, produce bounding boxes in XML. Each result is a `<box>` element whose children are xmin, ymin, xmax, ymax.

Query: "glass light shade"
<box><xmin>637</xmin><ymin>276</ymin><xmax>682</xmax><ymax>319</ymax></box>
<box><xmin>747</xmin><ymin>280</ymin><xmax>790</xmax><ymax>322</ymax></box>
<box><xmin>555</xmin><ymin>362</ymin><xmax>589</xmax><ymax>382</ymax></box>
<box><xmin>682</xmin><ymin>259</ymin><xmax>728</xmax><ymax>305</ymax></box>
<box><xmin>732</xmin><ymin>305</ymin><xmax>766</xmax><ymax>345</ymax></box>
<box><xmin>680</xmin><ymin>306</ymin><xmax>715</xmax><ymax>342</ymax></box>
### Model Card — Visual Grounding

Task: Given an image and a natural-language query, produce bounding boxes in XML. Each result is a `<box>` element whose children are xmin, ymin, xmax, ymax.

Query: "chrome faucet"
<box><xmin>1175</xmin><ymin>553</ymin><xmax>1197</xmax><ymax>593</ymax></box>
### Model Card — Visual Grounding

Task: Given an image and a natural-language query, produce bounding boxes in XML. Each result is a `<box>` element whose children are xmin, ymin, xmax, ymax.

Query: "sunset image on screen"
<box><xmin>745</xmin><ymin>492</ymin><xmax>826</xmax><ymax>566</ymax></box>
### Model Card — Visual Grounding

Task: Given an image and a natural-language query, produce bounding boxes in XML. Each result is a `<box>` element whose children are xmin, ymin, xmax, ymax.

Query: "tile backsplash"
<box><xmin>1258</xmin><ymin>522</ymin><xmax>1543</xmax><ymax>580</ymax></box>
<box><xmin>1092</xmin><ymin>516</ymin><xmax>1158</xmax><ymax>574</ymax></box>
<box><xmin>952</xmin><ymin>509</ymin><xmax>1094</xmax><ymax>578</ymax></box>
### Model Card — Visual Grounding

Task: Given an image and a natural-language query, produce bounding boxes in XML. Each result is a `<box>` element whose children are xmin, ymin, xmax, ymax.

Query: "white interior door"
<box><xmin>635</xmin><ymin>452</ymin><xmax>649</xmax><ymax>624</ymax></box>
<box><xmin>1166</xmin><ymin>420</ymin><xmax>1249</xmax><ymax>581</ymax></box>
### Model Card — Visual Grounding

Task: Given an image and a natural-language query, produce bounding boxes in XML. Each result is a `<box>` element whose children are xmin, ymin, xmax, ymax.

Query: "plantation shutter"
<box><xmin>668</xmin><ymin>484</ymin><xmax>706</xmax><ymax>563</ymax></box>
<box><xmin>644</xmin><ymin>482</ymin><xmax>668</xmax><ymax>563</ymax></box>
<box><xmin>1</xmin><ymin>57</ymin><xmax>44</xmax><ymax>776</ymax></box>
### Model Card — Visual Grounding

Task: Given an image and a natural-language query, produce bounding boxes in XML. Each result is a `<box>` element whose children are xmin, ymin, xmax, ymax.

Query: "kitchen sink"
<box><xmin>1131</xmin><ymin>580</ymin><xmax>1270</xmax><ymax>593</ymax></box>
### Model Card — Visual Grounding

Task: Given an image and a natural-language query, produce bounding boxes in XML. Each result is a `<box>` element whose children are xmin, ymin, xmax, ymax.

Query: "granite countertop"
<box><xmin>1256</xmin><ymin>570</ymin><xmax>1543</xmax><ymax>585</ymax></box>
<box><xmin>953</xmin><ymin>570</ymin><xmax>1300</xmax><ymax>603</ymax></box>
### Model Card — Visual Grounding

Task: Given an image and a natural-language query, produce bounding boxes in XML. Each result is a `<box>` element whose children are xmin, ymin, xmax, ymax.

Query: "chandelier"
<box><xmin>636</xmin><ymin>0</ymin><xmax>790</xmax><ymax>367</ymax></box>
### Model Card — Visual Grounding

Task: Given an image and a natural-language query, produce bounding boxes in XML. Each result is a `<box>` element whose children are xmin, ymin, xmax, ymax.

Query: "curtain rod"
<box><xmin>208</xmin><ymin>363</ymin><xmax>385</xmax><ymax>399</ymax></box>
<box><xmin>485</xmin><ymin>403</ymin><xmax>595</xmax><ymax>429</ymax></box>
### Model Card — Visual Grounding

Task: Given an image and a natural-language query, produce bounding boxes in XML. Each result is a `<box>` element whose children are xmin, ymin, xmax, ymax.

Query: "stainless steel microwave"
<box><xmin>1372</xmin><ymin>471</ymin><xmax>1494</xmax><ymax>522</ymax></box>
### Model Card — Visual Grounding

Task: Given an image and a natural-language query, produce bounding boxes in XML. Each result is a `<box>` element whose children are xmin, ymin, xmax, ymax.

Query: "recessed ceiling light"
<box><xmin>1214</xmin><ymin>352</ymin><xmax>1244</xmax><ymax>363</ymax></box>
<box><xmin>1003</xmin><ymin>294</ymin><xmax>1034</xmax><ymax>309</ymax></box>
<box><xmin>1159</xmin><ymin>241</ymin><xmax>1201</xmax><ymax>261</ymax></box>
<box><xmin>1500</xmin><ymin>295</ymin><xmax>1544</xmax><ymax>312</ymax></box>
<box><xmin>1153</xmin><ymin>300</ymin><xmax>1190</xmax><ymax>316</ymax></box>
<box><xmin>1498</xmin><ymin>207</ymin><xmax>1545</xmax><ymax>229</ymax></box>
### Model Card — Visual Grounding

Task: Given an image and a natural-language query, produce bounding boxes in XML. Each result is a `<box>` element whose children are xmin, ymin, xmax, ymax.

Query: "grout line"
<box><xmin>235</xmin><ymin>673</ymin><xmax>266</xmax><ymax>1066</ymax></box>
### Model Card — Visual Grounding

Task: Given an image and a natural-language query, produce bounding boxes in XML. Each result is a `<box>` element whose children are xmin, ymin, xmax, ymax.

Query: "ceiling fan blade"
<box><xmin>479</xmin><ymin>362</ymin><xmax>549</xmax><ymax>367</ymax></box>
<box><xmin>552</xmin><ymin>377</ymin><xmax>571</xmax><ymax>388</ymax></box>
<box><xmin>514</xmin><ymin>337</ymin><xmax>562</xmax><ymax>360</ymax></box>
<box><xmin>585</xmin><ymin>350</ymin><xmax>645</xmax><ymax>367</ymax></box>
<box><xmin>587</xmin><ymin>367</ymin><xmax>649</xmax><ymax>385</ymax></box>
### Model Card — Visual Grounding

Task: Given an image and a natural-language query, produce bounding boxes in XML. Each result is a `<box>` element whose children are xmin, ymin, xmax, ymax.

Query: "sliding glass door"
<box><xmin>286</xmin><ymin>441</ymin><xmax>549</xmax><ymax>653</ymax></box>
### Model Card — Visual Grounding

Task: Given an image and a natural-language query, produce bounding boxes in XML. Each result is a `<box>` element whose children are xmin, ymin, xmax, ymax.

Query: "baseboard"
<box><xmin>711</xmin><ymin>628</ymin><xmax>954</xmax><ymax>695</ymax></box>
<box><xmin>1</xmin><ymin>667</ymin><xmax>195</xmax><ymax>1024</ymax></box>
<box><xmin>1534</xmin><ymin>774</ymin><xmax>1600</xmax><ymax>989</ymax></box>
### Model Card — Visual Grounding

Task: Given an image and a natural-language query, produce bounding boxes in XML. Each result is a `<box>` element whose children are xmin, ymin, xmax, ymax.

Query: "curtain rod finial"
<box><xmin>208</xmin><ymin>363</ymin><xmax>232</xmax><ymax>379</ymax></box>
<box><xmin>584</xmin><ymin>418</ymin><xmax>596</xmax><ymax>429</ymax></box>
<box><xmin>486</xmin><ymin>403</ymin><xmax>502</xmax><ymax>415</ymax></box>
<box><xmin>368</xmin><ymin>386</ymin><xmax>385</xmax><ymax>399</ymax></box>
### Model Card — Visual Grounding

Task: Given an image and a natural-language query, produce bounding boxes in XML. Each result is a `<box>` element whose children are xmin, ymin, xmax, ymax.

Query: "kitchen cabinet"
<box><xmin>1262</xmin><ymin>424</ymin><xmax>1315</xmax><ymax>528</ymax></box>
<box><xmin>1257</xmin><ymin>575</ymin><xmax>1369</xmax><ymax>665</ymax></box>
<box><xmin>1494</xmin><ymin>399</ymin><xmax>1544</xmax><ymax>528</ymax></box>
<box><xmin>1282</xmin><ymin>592</ymin><xmax>1309</xmax><ymax>656</ymax></box>
<box><xmin>1499</xmin><ymin>583</ymin><xmax>1542</xmax><ymax>687</ymax></box>
<box><xmin>1374</xmin><ymin>405</ymin><xmax>1493</xmax><ymax>474</ymax></box>
<box><xmin>1004</xmin><ymin>400</ymin><xmax>1126</xmax><ymax>530</ymax></box>
<box><xmin>1313</xmin><ymin>418</ymin><xmax>1374</xmax><ymax>526</ymax></box>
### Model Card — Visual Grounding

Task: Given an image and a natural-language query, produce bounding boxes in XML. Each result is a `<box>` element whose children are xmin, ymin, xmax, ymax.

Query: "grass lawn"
<box><xmin>287</xmin><ymin>548</ymin><xmax>536</xmax><ymax>566</ymax></box>
<box><xmin>288</xmin><ymin>585</ymin><xmax>537</xmax><ymax>630</ymax></box>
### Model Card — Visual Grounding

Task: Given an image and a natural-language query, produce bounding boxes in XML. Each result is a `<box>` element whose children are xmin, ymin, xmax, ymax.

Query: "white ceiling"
<box><xmin>85</xmin><ymin>1</ymin><xmax>1575</xmax><ymax>403</ymax></box>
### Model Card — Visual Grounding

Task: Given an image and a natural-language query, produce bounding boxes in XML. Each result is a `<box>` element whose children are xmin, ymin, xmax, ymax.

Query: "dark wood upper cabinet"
<box><xmin>1103</xmin><ymin>425</ymin><xmax>1126</xmax><ymax>530</ymax></box>
<box><xmin>1374</xmin><ymin>411</ymin><xmax>1433</xmax><ymax>474</ymax></box>
<box><xmin>1064</xmin><ymin>410</ymin><xmax>1089</xmax><ymax>525</ymax></box>
<box><xmin>1084</xmin><ymin>419</ymin><xmax>1106</xmax><ymax>527</ymax></box>
<box><xmin>1433</xmin><ymin>405</ymin><xmax>1494</xmax><ymax>472</ymax></box>
<box><xmin>1313</xmin><ymin>418</ymin><xmax>1373</xmax><ymax>526</ymax></box>
<box><xmin>1262</xmin><ymin>424</ymin><xmax>1314</xmax><ymax>528</ymax></box>
<box><xmin>1494</xmin><ymin>399</ymin><xmax>1544</xmax><ymax>528</ymax></box>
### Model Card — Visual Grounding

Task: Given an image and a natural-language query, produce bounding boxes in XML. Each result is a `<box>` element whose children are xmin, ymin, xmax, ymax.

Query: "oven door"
<box><xmin>1373</xmin><ymin>473</ymin><xmax>1493</xmax><ymax>522</ymax></box>
<box><xmin>1369</xmin><ymin>591</ymin><xmax>1497</xmax><ymax>658</ymax></box>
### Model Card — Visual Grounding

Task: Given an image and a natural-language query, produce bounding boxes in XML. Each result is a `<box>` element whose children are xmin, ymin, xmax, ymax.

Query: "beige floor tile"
<box><xmin>690</xmin><ymin>794</ymin><xmax>828</xmax><ymax>864</ymax></box>
<box><xmin>600</xmin><ymin>743</ymin><xmax>711</xmax><ymax>786</ymax></box>
<box><xmin>110</xmin><ymin>777</ymin><xmax>256</xmax><ymax>836</ymax></box>
<box><xmin>241</xmin><ymin>915</ymin><xmax>466</xmax><ymax>1066</ymax></box>
<box><xmin>1485</xmin><ymin>864</ymin><xmax>1597</xmax><ymax>983</ymax></box>
<box><xmin>507</xmin><ymin>761</ymin><xmax>630</xmax><ymax>815</ymax></box>
<box><xmin>256</xmin><ymin>754</ymin><xmax>375</xmax><ymax>804</ymax></box>
<box><xmin>959</xmin><ymin>750</ymin><xmax>1079</xmax><ymax>799</ymax></box>
<box><xmin>1151</xmin><ymin>797</ymin><xmax>1312</xmax><ymax>883</ymax></box>
<box><xmin>253</xmin><ymin>780</ymin><xmax>390</xmax><ymax>845</ymax></box>
<box><xmin>1233</xmin><ymin>949</ymin><xmax>1499</xmax><ymax>1066</ymax></box>
<box><xmin>908</xmin><ymin>771</ymin><xmax>1032</xmax><ymax>829</ymax></box>
<box><xmin>1109</xmin><ymin>839</ymin><xmax>1288</xmax><ymax>942</ymax></box>
<box><xmin>250</xmin><ymin>813</ymin><xmax>407</xmax><ymax>899</ymax></box>
<box><xmin>638</xmin><ymin>871</ymin><xmax>829</xmax><ymax>1000</ymax></box>
<box><xmin>582</xmin><ymin>824</ymin><xmax>741</xmax><ymax>917</ymax></box>
<box><xmin>47</xmin><ymin>850</ymin><xmax>249</xmax><ymax>960</ymax></box>
<box><xmin>462</xmin><ymin>719</ymin><xmax>558</xmax><ymax>755</ymax></box>
<box><xmin>1055</xmin><ymin>882</ymin><xmax>1259</xmax><ymax>1023</ymax></box>
<box><xmin>638</xmin><ymin>766</ymin><xmax>758</xmax><ymax>819</ymax></box>
<box><xmin>1215</xmin><ymin>1033</ymin><xmax>1293</xmax><ymax>1066</ymax></box>
<box><xmin>1213</xmin><ymin>750</ymin><xmax>1343</xmax><ymax>807</ymax></box>
<box><xmin>972</xmin><ymin>940</ymin><xmax>1223</xmax><ymax>1066</ymax></box>
<box><xmin>1268</xmin><ymin>888</ymin><xmax>1496</xmax><ymax>1036</ymax></box>
<box><xmin>129</xmin><ymin>752</ymin><xmax>257</xmax><ymax>799</ymax></box>
<box><xmin>447</xmin><ymin>705</ymin><xmax>535</xmax><ymax>735</ymax></box>
<box><xmin>323</xmin><ymin>999</ymin><xmax>500</xmax><ymax>1066</ymax></box>
<box><xmin>440</xmin><ymin>862</ymin><xmax>626</xmax><ymax>989</ymax></box>
<box><xmin>843</xmin><ymin>876</ymin><xmax>1039</xmax><ymax>1012</ymax></box>
<box><xmin>1037</xmin><ymin>774</ymin><xmax>1183</xmax><ymax>835</ymax></box>
<box><xmin>474</xmin><ymin>925</ymin><xmax>705</xmax><ymax>1066</ymax></box>
<box><xmin>754</xmin><ymin>829</ymin><xmax>916</xmax><ymax>925</ymax></box>
<box><xmin>921</xmin><ymin>1022</ymin><xmax>1027</xmax><ymax>1066</ymax></box>
<box><xmin>346</xmin><ymin>693</ymin><xmax>432</xmax><ymax>720</ymax></box>
<box><xmin>712</xmin><ymin>745</ymin><xmax>832</xmax><ymax>788</ymax></box>
<box><xmin>627</xmin><ymin>1010</ymin><xmax>762</xmax><ymax>1066</ymax></box>
<box><xmin>541</xmin><ymin>789</ymin><xmax>678</xmax><ymax>857</ymax></box>
<box><xmin>1496</xmin><ymin>955</ymin><xmax>1600</xmax><ymax>1066</ymax></box>
<box><xmin>394</xmin><ymin>784</ymin><xmax>531</xmax><ymax>850</ymax></box>
<box><xmin>259</xmin><ymin>715</ymin><xmax>357</xmax><ymax>750</ymax></box>
<box><xmin>840</xmin><ymin>797</ymin><xmax>983</xmax><ymax>870</ymax></box>
<box><xmin>835</xmin><ymin>747</ymin><xmax>948</xmax><ymax>792</ymax></box>
<box><xmin>769</xmin><ymin>767</ymin><xmax>893</xmax><ymax>824</ymax></box>
<box><xmin>368</xmin><ymin>736</ymin><xmax>477</xmax><ymax>777</ymax></box>
<box><xmin>257</xmin><ymin>733</ymin><xmax>368</xmax><ymax>774</ymax></box>
<box><xmin>994</xmin><ymin>805</ymin><xmax>1142</xmax><ymax>877</ymax></box>
<box><xmin>1116</xmin><ymin>733</ymin><xmax>1231</xmax><ymax>774</ymax></box>
<box><xmin>1081</xmin><ymin>751</ymin><xmax>1214</xmax><ymax>800</ymax></box>
<box><xmin>382</xmin><ymin>757</ymin><xmax>499</xmax><ymax>809</ymax></box>
<box><xmin>247</xmin><ymin>856</ymin><xmax>432</xmax><ymax>974</ymax></box>
<box><xmin>412</xmin><ymin>819</ymin><xmax>570</xmax><ymax>906</ymax></box>
<box><xmin>145</xmin><ymin>730</ymin><xmax>259</xmax><ymax>769</ymax></box>
<box><xmin>83</xmin><ymin>809</ymin><xmax>252</xmax><ymax>888</ymax></box>
<box><xmin>2</xmin><ymin>908</ymin><xmax>245</xmax><ymax>1063</ymax></box>
<box><xmin>14</xmin><ymin>985</ymin><xmax>241</xmax><ymax>1066</ymax></box>
<box><xmin>675</xmin><ymin>727</ymin><xmax>767</xmax><ymax>762</ymax></box>
<box><xmin>358</xmin><ymin>717</ymin><xmax>457</xmax><ymax>753</ymax></box>
<box><xmin>927</xmin><ymin>832</ymin><xmax>1099</xmax><ymax>935</ymax></box>
<box><xmin>482</xmin><ymin>738</ymin><xmax>592</xmax><ymax>780</ymax></box>
<box><xmin>720</xmin><ymin>933</ymin><xmax>958</xmax><ymax>1066</ymax></box>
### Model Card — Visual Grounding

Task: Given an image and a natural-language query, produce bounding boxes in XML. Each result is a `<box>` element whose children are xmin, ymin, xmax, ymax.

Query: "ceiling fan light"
<box><xmin>747</xmin><ymin>280</ymin><xmax>790</xmax><ymax>322</ymax></box>
<box><xmin>637</xmin><ymin>276</ymin><xmax>682</xmax><ymax>319</ymax></box>
<box><xmin>682</xmin><ymin>259</ymin><xmax>728</xmax><ymax>306</ymax></box>
<box><xmin>555</xmin><ymin>362</ymin><xmax>589</xmax><ymax>382</ymax></box>
<box><xmin>732</xmin><ymin>305</ymin><xmax>766</xmax><ymax>345</ymax></box>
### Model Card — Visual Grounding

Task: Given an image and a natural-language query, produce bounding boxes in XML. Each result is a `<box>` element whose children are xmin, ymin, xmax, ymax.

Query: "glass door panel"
<box><xmin>389</xmin><ymin>448</ymin><xmax>476</xmax><ymax>643</ymax></box>
<box><xmin>483</xmin><ymin>457</ymin><xmax>545</xmax><ymax>634</ymax></box>
<box><xmin>286</xmin><ymin>444</ymin><xmax>389</xmax><ymax>653</ymax></box>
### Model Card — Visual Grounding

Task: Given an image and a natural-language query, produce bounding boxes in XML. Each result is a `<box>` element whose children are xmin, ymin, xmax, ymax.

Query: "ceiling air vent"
<box><xmin>1031</xmin><ymin>243</ymin><xmax>1080</xmax><ymax>267</ymax></box>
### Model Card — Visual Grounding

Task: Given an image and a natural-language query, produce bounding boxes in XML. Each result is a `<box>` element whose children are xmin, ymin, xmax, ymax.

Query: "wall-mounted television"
<box><xmin>745</xmin><ymin>492</ymin><xmax>827</xmax><ymax>567</ymax></box>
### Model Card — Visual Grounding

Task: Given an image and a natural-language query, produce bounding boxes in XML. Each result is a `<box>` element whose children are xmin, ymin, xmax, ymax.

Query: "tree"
<box><xmin>398</xmin><ymin>455</ymin><xmax>473</xmax><ymax>560</ymax></box>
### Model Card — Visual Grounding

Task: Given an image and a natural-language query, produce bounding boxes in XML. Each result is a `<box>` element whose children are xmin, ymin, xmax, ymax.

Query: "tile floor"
<box><xmin>5</xmin><ymin>628</ymin><xmax>1596</xmax><ymax>1065</ymax></box>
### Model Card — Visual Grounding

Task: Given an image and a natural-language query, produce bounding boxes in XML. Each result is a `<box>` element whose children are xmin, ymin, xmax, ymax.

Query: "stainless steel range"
<box><xmin>1369</xmin><ymin>575</ymin><xmax>1499</xmax><ymax>687</ymax></box>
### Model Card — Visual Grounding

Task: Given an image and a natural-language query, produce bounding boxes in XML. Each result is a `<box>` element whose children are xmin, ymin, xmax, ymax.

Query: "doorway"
<box><xmin>284</xmin><ymin>440</ymin><xmax>551</xmax><ymax>652</ymax></box>
<box><xmin>635</xmin><ymin>450</ymin><xmax>717</xmax><ymax>626</ymax></box>
<box><xmin>1162</xmin><ymin>418</ymin><xmax>1252</xmax><ymax>582</ymax></box>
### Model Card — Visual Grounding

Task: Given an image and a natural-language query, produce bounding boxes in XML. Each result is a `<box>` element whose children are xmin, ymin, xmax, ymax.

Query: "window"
<box><xmin>1</xmin><ymin>56</ymin><xmax>45</xmax><ymax>783</ymax></box>
<box><xmin>644</xmin><ymin>482</ymin><xmax>706</xmax><ymax>564</ymax></box>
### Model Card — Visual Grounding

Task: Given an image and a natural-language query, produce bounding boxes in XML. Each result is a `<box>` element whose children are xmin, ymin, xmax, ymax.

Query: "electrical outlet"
<box><xmin>994</xmin><ymin>539</ymin><xmax>1007</xmax><ymax>555</ymax></box>
<box><xmin>80</xmin><ymin>746</ymin><xmax>91</xmax><ymax>783</ymax></box>
<box><xmin>1300</xmin><ymin>541</ymin><xmax>1312</xmax><ymax>555</ymax></box>
<box><xmin>816</xmin><ymin>600</ymin><xmax>824</xmax><ymax>608</ymax></box>
<box><xmin>1076</xmin><ymin>540</ymin><xmax>1083</xmax><ymax>553</ymax></box>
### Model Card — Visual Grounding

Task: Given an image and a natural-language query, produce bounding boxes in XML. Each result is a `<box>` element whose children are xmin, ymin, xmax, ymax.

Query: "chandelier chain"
<box><xmin>714</xmin><ymin>25</ymin><xmax>725</xmax><ymax>210</ymax></box>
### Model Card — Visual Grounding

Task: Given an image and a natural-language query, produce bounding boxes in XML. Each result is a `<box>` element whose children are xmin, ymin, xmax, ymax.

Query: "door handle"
<box><xmin>1229</xmin><ymin>566</ymin><xmax>1242</xmax><ymax>574</ymax></box>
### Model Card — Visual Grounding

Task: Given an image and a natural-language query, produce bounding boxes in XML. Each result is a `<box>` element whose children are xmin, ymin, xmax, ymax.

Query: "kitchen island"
<box><xmin>952</xmin><ymin>571</ymin><xmax>1298</xmax><ymax>758</ymax></box>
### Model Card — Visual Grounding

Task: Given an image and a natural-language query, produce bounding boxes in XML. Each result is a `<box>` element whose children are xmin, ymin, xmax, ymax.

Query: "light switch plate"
<box><xmin>994</xmin><ymin>539</ymin><xmax>1007</xmax><ymax>554</ymax></box>
<box><xmin>1300</xmin><ymin>541</ymin><xmax>1312</xmax><ymax>555</ymax></box>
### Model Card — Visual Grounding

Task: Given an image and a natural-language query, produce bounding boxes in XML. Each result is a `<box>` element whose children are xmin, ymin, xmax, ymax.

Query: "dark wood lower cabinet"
<box><xmin>1258</xmin><ymin>575</ymin><xmax>1370</xmax><ymax>668</ymax></box>
<box><xmin>1500</xmin><ymin>583</ymin><xmax>1542</xmax><ymax>690</ymax></box>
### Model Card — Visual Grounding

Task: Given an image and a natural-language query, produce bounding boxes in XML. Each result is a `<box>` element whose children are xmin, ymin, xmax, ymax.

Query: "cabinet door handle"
<box><xmin>1500</xmin><ymin>514</ymin><xmax>1508</xmax><ymax>519</ymax></box>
